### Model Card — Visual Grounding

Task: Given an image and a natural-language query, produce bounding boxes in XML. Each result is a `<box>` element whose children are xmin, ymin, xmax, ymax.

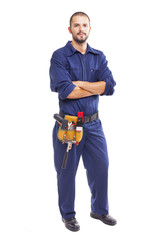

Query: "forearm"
<box><xmin>73</xmin><ymin>81</ymin><xmax>106</xmax><ymax>95</ymax></box>
<box><xmin>67</xmin><ymin>86</ymin><xmax>94</xmax><ymax>99</ymax></box>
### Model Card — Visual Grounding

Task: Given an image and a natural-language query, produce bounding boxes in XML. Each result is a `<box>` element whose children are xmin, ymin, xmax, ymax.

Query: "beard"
<box><xmin>72</xmin><ymin>31</ymin><xmax>89</xmax><ymax>44</ymax></box>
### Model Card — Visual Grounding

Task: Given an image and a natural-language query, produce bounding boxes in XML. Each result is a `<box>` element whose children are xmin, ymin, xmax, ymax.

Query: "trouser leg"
<box><xmin>82</xmin><ymin>119</ymin><xmax>109</xmax><ymax>215</ymax></box>
<box><xmin>52</xmin><ymin>122</ymin><xmax>83</xmax><ymax>219</ymax></box>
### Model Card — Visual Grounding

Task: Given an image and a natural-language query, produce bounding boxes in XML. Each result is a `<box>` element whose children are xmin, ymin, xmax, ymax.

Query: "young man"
<box><xmin>49</xmin><ymin>12</ymin><xmax>117</xmax><ymax>232</ymax></box>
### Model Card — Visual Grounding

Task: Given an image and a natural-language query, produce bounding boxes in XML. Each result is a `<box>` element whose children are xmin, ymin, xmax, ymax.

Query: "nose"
<box><xmin>79</xmin><ymin>24</ymin><xmax>84</xmax><ymax>32</ymax></box>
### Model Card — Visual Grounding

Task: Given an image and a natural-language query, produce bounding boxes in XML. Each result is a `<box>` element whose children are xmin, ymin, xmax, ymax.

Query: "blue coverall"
<box><xmin>49</xmin><ymin>41</ymin><xmax>116</xmax><ymax>220</ymax></box>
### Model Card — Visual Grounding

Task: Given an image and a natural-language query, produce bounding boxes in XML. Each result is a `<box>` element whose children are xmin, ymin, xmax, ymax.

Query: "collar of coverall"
<box><xmin>65</xmin><ymin>41</ymin><xmax>100</xmax><ymax>56</ymax></box>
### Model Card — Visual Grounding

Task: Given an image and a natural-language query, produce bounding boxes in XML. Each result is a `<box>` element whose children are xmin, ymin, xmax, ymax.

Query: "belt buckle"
<box><xmin>84</xmin><ymin>116</ymin><xmax>88</xmax><ymax>124</ymax></box>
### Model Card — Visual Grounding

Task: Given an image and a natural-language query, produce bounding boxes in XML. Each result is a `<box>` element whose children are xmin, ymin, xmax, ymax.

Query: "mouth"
<box><xmin>78</xmin><ymin>32</ymin><xmax>86</xmax><ymax>36</ymax></box>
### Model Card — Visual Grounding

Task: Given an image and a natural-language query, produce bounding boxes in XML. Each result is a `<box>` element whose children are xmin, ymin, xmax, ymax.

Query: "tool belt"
<box><xmin>53</xmin><ymin>112</ymin><xmax>99</xmax><ymax>169</ymax></box>
<box><xmin>57</xmin><ymin>112</ymin><xmax>98</xmax><ymax>142</ymax></box>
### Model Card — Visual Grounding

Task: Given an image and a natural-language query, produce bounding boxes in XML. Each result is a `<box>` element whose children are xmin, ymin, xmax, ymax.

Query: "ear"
<box><xmin>89</xmin><ymin>26</ymin><xmax>91</xmax><ymax>33</ymax></box>
<box><xmin>68</xmin><ymin>27</ymin><xmax>72</xmax><ymax>34</ymax></box>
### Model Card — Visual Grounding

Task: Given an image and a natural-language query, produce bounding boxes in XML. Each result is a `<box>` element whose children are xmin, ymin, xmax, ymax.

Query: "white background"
<box><xmin>0</xmin><ymin>0</ymin><xmax>160</xmax><ymax>239</ymax></box>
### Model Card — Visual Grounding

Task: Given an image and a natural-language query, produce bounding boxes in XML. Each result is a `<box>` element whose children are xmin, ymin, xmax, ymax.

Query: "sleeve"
<box><xmin>97</xmin><ymin>52</ymin><xmax>116</xmax><ymax>96</ymax></box>
<box><xmin>49</xmin><ymin>51</ymin><xmax>76</xmax><ymax>100</ymax></box>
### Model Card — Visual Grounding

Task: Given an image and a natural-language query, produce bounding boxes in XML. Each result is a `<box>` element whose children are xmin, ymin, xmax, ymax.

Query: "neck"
<box><xmin>71</xmin><ymin>40</ymin><xmax>87</xmax><ymax>54</ymax></box>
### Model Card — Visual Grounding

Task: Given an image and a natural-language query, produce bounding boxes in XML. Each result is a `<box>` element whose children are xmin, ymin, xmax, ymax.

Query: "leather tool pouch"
<box><xmin>57</xmin><ymin>115</ymin><xmax>83</xmax><ymax>143</ymax></box>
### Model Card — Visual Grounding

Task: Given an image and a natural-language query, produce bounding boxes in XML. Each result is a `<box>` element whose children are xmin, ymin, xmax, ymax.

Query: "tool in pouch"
<box><xmin>53</xmin><ymin>112</ymin><xmax>84</xmax><ymax>169</ymax></box>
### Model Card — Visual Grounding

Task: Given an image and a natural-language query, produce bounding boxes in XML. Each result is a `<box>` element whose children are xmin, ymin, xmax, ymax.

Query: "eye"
<box><xmin>83</xmin><ymin>24</ymin><xmax>87</xmax><ymax>27</ymax></box>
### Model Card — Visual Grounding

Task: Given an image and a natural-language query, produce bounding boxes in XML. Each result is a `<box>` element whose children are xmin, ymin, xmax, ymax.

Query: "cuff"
<box><xmin>101</xmin><ymin>79</ymin><xmax>115</xmax><ymax>96</ymax></box>
<box><xmin>59</xmin><ymin>83</ymin><xmax>76</xmax><ymax>100</ymax></box>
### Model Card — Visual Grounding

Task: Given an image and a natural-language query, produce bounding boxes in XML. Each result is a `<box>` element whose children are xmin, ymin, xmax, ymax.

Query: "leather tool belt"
<box><xmin>57</xmin><ymin>111</ymin><xmax>99</xmax><ymax>143</ymax></box>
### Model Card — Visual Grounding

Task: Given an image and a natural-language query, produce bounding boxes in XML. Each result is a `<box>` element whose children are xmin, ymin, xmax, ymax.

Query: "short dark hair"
<box><xmin>69</xmin><ymin>12</ymin><xmax>90</xmax><ymax>27</ymax></box>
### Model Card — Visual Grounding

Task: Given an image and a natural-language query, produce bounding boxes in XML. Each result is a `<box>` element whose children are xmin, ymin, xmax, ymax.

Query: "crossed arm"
<box><xmin>67</xmin><ymin>81</ymin><xmax>106</xmax><ymax>99</ymax></box>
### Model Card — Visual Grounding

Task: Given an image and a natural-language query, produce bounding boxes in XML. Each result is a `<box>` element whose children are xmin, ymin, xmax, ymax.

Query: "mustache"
<box><xmin>77</xmin><ymin>31</ymin><xmax>86</xmax><ymax>35</ymax></box>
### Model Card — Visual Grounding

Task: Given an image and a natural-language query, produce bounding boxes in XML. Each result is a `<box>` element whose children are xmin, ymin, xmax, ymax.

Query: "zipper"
<box><xmin>77</xmin><ymin>53</ymin><xmax>86</xmax><ymax>81</ymax></box>
<box><xmin>82</xmin><ymin>55</ymin><xmax>86</xmax><ymax>81</ymax></box>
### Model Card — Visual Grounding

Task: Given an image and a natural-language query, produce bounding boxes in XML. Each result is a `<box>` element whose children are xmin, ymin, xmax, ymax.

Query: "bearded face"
<box><xmin>69</xmin><ymin>15</ymin><xmax>91</xmax><ymax>44</ymax></box>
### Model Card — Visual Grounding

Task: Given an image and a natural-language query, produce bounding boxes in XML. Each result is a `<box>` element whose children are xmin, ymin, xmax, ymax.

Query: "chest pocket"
<box><xmin>88</xmin><ymin>67</ymin><xmax>99</xmax><ymax>82</ymax></box>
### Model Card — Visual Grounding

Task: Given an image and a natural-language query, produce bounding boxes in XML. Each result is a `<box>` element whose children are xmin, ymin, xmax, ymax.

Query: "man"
<box><xmin>49</xmin><ymin>12</ymin><xmax>117</xmax><ymax>232</ymax></box>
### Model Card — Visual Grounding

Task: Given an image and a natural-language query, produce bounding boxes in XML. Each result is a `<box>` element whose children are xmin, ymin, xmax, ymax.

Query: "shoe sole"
<box><xmin>65</xmin><ymin>225</ymin><xmax>80</xmax><ymax>232</ymax></box>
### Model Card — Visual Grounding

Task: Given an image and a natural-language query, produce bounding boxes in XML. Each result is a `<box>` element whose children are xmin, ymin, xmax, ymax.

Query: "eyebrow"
<box><xmin>73</xmin><ymin>23</ymin><xmax>88</xmax><ymax>25</ymax></box>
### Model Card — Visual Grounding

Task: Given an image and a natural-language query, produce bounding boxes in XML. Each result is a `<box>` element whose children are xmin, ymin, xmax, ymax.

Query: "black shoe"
<box><xmin>62</xmin><ymin>217</ymin><xmax>80</xmax><ymax>232</ymax></box>
<box><xmin>90</xmin><ymin>212</ymin><xmax>117</xmax><ymax>226</ymax></box>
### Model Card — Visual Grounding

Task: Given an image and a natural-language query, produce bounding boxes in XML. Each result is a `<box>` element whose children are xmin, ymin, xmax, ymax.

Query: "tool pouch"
<box><xmin>57</xmin><ymin>115</ymin><xmax>83</xmax><ymax>143</ymax></box>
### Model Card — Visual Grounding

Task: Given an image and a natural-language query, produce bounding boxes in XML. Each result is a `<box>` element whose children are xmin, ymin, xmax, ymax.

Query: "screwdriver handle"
<box><xmin>62</xmin><ymin>151</ymin><xmax>69</xmax><ymax>169</ymax></box>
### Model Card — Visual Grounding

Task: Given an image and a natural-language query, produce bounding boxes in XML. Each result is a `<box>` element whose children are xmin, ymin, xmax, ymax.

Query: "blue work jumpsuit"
<box><xmin>49</xmin><ymin>41</ymin><xmax>116</xmax><ymax>220</ymax></box>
